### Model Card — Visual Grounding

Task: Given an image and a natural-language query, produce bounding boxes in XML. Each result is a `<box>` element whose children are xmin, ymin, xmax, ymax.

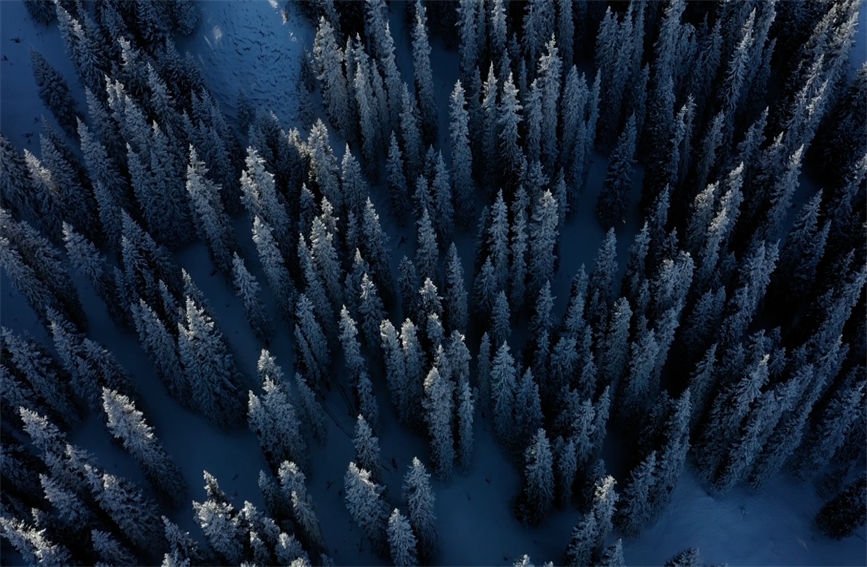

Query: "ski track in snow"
<box><xmin>1</xmin><ymin>0</ymin><xmax>866</xmax><ymax>565</ymax></box>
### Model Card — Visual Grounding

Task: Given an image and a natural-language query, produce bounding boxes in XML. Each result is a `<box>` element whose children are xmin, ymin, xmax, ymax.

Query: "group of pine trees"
<box><xmin>1</xmin><ymin>0</ymin><xmax>865</xmax><ymax>564</ymax></box>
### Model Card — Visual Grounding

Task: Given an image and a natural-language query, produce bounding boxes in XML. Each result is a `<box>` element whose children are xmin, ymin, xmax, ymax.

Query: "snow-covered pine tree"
<box><xmin>251</xmin><ymin>215</ymin><xmax>295</xmax><ymax>319</ymax></box>
<box><xmin>386</xmin><ymin>132</ymin><xmax>410</xmax><ymax>221</ymax></box>
<box><xmin>313</xmin><ymin>17</ymin><xmax>351</xmax><ymax>135</ymax></box>
<box><xmin>90</xmin><ymin>470</ymin><xmax>163</xmax><ymax>551</ymax></box>
<box><xmin>499</xmin><ymin>72</ymin><xmax>524</xmax><ymax>177</ymax></box>
<box><xmin>193</xmin><ymin>471</ymin><xmax>244</xmax><ymax>564</ymax></box>
<box><xmin>400</xmin><ymin>319</ymin><xmax>426</xmax><ymax>426</ymax></box>
<box><xmin>359</xmin><ymin>273</ymin><xmax>386</xmax><ymax>348</ymax></box>
<box><xmin>101</xmin><ymin>387</ymin><xmax>185</xmax><ymax>504</ymax></box>
<box><xmin>404</xmin><ymin>457</ymin><xmax>437</xmax><ymax>562</ymax></box>
<box><xmin>564</xmin><ymin>511</ymin><xmax>598</xmax><ymax>567</ymax></box>
<box><xmin>0</xmin><ymin>514</ymin><xmax>72</xmax><ymax>566</ymax></box>
<box><xmin>490</xmin><ymin>341</ymin><xmax>518</xmax><ymax>441</ymax></box>
<box><xmin>529</xmin><ymin>190</ymin><xmax>559</xmax><ymax>293</ymax></box>
<box><xmin>596</xmin><ymin>114</ymin><xmax>637</xmax><ymax>229</ymax></box>
<box><xmin>249</xmin><ymin>349</ymin><xmax>307</xmax><ymax>470</ymax></box>
<box><xmin>411</xmin><ymin>0</ymin><xmax>436</xmax><ymax>141</ymax></box>
<box><xmin>344</xmin><ymin>461</ymin><xmax>389</xmax><ymax>551</ymax></box>
<box><xmin>449</xmin><ymin>81</ymin><xmax>474</xmax><ymax>226</ymax></box>
<box><xmin>186</xmin><ymin>146</ymin><xmax>235</xmax><ymax>275</ymax></box>
<box><xmin>423</xmin><ymin>365</ymin><xmax>455</xmax><ymax>478</ymax></box>
<box><xmin>353</xmin><ymin>414</ymin><xmax>383</xmax><ymax>480</ymax></box>
<box><xmin>400</xmin><ymin>82</ymin><xmax>423</xmax><ymax>181</ymax></box>
<box><xmin>308</xmin><ymin>218</ymin><xmax>343</xmax><ymax>313</ymax></box>
<box><xmin>514</xmin><ymin>368</ymin><xmax>543</xmax><ymax>446</ymax></box>
<box><xmin>231</xmin><ymin>253</ymin><xmax>271</xmax><ymax>340</ymax></box>
<box><xmin>1</xmin><ymin>329</ymin><xmax>78</xmax><ymax>425</ymax></box>
<box><xmin>431</xmin><ymin>152</ymin><xmax>455</xmax><ymax>239</ymax></box>
<box><xmin>294</xmin><ymin>372</ymin><xmax>327</xmax><ymax>443</ymax></box>
<box><xmin>416</xmin><ymin>207</ymin><xmax>439</xmax><ymax>281</ymax></box>
<box><xmin>178</xmin><ymin>295</ymin><xmax>243</xmax><ymax>426</ymax></box>
<box><xmin>277</xmin><ymin>460</ymin><xmax>324</xmax><ymax>551</ymax></box>
<box><xmin>294</xmin><ymin>293</ymin><xmax>330</xmax><ymax>389</ymax></box>
<box><xmin>615</xmin><ymin>450</ymin><xmax>657</xmax><ymax>535</ymax></box>
<box><xmin>519</xmin><ymin>428</ymin><xmax>555</xmax><ymax>524</ymax></box>
<box><xmin>30</xmin><ymin>50</ymin><xmax>78</xmax><ymax>136</ymax></box>
<box><xmin>387</xmin><ymin>508</ymin><xmax>419</xmax><ymax>567</ymax></box>
<box><xmin>598</xmin><ymin>297</ymin><xmax>632</xmax><ymax>390</ymax></box>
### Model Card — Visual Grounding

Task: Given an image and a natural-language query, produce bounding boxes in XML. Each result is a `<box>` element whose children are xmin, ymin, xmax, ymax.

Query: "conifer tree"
<box><xmin>519</xmin><ymin>428</ymin><xmax>555</xmax><ymax>524</ymax></box>
<box><xmin>490</xmin><ymin>342</ymin><xmax>517</xmax><ymax>440</ymax></box>
<box><xmin>344</xmin><ymin>461</ymin><xmax>389</xmax><ymax>550</ymax></box>
<box><xmin>400</xmin><ymin>83</ymin><xmax>423</xmax><ymax>181</ymax></box>
<box><xmin>101</xmin><ymin>387</ymin><xmax>185</xmax><ymax>504</ymax></box>
<box><xmin>186</xmin><ymin>146</ymin><xmax>235</xmax><ymax>275</ymax></box>
<box><xmin>252</xmin><ymin>216</ymin><xmax>295</xmax><ymax>319</ymax></box>
<box><xmin>598</xmin><ymin>297</ymin><xmax>632</xmax><ymax>388</ymax></box>
<box><xmin>423</xmin><ymin>365</ymin><xmax>455</xmax><ymax>478</ymax></box>
<box><xmin>0</xmin><ymin>514</ymin><xmax>72</xmax><ymax>566</ymax></box>
<box><xmin>294</xmin><ymin>372</ymin><xmax>327</xmax><ymax>443</ymax></box>
<box><xmin>449</xmin><ymin>81</ymin><xmax>474</xmax><ymax>226</ymax></box>
<box><xmin>596</xmin><ymin>115</ymin><xmax>637</xmax><ymax>228</ymax></box>
<box><xmin>358</xmin><ymin>273</ymin><xmax>386</xmax><ymax>348</ymax></box>
<box><xmin>353</xmin><ymin>415</ymin><xmax>383</xmax><ymax>480</ymax></box>
<box><xmin>386</xmin><ymin>132</ymin><xmax>410</xmax><ymax>220</ymax></box>
<box><xmin>388</xmin><ymin>508</ymin><xmax>419</xmax><ymax>567</ymax></box>
<box><xmin>453</xmin><ymin>362</ymin><xmax>475</xmax><ymax>461</ymax></box>
<box><xmin>193</xmin><ymin>471</ymin><xmax>244</xmax><ymax>564</ymax></box>
<box><xmin>31</xmin><ymin>50</ymin><xmax>78</xmax><ymax>135</ymax></box>
<box><xmin>565</xmin><ymin>512</ymin><xmax>598</xmax><ymax>567</ymax></box>
<box><xmin>411</xmin><ymin>0</ymin><xmax>436</xmax><ymax>141</ymax></box>
<box><xmin>615</xmin><ymin>450</ymin><xmax>657</xmax><ymax>535</ymax></box>
<box><xmin>294</xmin><ymin>293</ymin><xmax>330</xmax><ymax>388</ymax></box>
<box><xmin>277</xmin><ymin>460</ymin><xmax>323</xmax><ymax>551</ymax></box>
<box><xmin>313</xmin><ymin>17</ymin><xmax>351</xmax><ymax>134</ymax></box>
<box><xmin>249</xmin><ymin>350</ymin><xmax>307</xmax><ymax>470</ymax></box>
<box><xmin>499</xmin><ymin>72</ymin><xmax>524</xmax><ymax>176</ymax></box>
<box><xmin>178</xmin><ymin>296</ymin><xmax>242</xmax><ymax>426</ymax></box>
<box><xmin>404</xmin><ymin>457</ymin><xmax>437</xmax><ymax>562</ymax></box>
<box><xmin>130</xmin><ymin>298</ymin><xmax>187</xmax><ymax>401</ymax></box>
<box><xmin>442</xmin><ymin>243</ymin><xmax>468</xmax><ymax>333</ymax></box>
<box><xmin>529</xmin><ymin>190</ymin><xmax>559</xmax><ymax>293</ymax></box>
<box><xmin>416</xmin><ymin>207</ymin><xmax>439</xmax><ymax>281</ymax></box>
<box><xmin>231</xmin><ymin>253</ymin><xmax>271</xmax><ymax>340</ymax></box>
<box><xmin>356</xmin><ymin>369</ymin><xmax>380</xmax><ymax>429</ymax></box>
<box><xmin>815</xmin><ymin>474</ymin><xmax>867</xmax><ymax>540</ymax></box>
<box><xmin>491</xmin><ymin>291</ymin><xmax>511</xmax><ymax>348</ymax></box>
<box><xmin>431</xmin><ymin>153</ymin><xmax>455</xmax><ymax>239</ymax></box>
<box><xmin>1</xmin><ymin>329</ymin><xmax>78</xmax><ymax>425</ymax></box>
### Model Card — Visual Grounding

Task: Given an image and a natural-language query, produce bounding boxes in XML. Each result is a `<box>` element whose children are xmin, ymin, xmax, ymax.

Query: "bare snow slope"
<box><xmin>178</xmin><ymin>0</ymin><xmax>313</xmax><ymax>129</ymax></box>
<box><xmin>0</xmin><ymin>0</ymin><xmax>84</xmax><ymax>152</ymax></box>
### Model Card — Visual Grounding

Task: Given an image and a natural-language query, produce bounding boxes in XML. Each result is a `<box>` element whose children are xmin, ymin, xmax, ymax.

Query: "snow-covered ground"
<box><xmin>0</xmin><ymin>0</ymin><xmax>83</xmax><ymax>152</ymax></box>
<box><xmin>1</xmin><ymin>0</ymin><xmax>866</xmax><ymax>565</ymax></box>
<box><xmin>178</xmin><ymin>0</ymin><xmax>313</xmax><ymax>129</ymax></box>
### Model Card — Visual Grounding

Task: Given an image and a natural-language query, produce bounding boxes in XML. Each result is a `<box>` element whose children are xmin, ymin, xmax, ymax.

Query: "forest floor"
<box><xmin>1</xmin><ymin>0</ymin><xmax>866</xmax><ymax>565</ymax></box>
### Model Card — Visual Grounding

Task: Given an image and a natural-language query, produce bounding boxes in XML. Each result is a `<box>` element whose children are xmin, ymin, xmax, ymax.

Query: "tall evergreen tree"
<box><xmin>423</xmin><ymin>365</ymin><xmax>455</xmax><ymax>478</ymax></box>
<box><xmin>249</xmin><ymin>349</ymin><xmax>307</xmax><ymax>470</ymax></box>
<box><xmin>404</xmin><ymin>457</ymin><xmax>437</xmax><ymax>562</ymax></box>
<box><xmin>178</xmin><ymin>296</ymin><xmax>243</xmax><ymax>426</ymax></box>
<box><xmin>387</xmin><ymin>508</ymin><xmax>419</xmax><ymax>567</ymax></box>
<box><xmin>519</xmin><ymin>428</ymin><xmax>555</xmax><ymax>524</ymax></box>
<box><xmin>411</xmin><ymin>0</ymin><xmax>437</xmax><ymax>141</ymax></box>
<box><xmin>345</xmin><ymin>461</ymin><xmax>389</xmax><ymax>551</ymax></box>
<box><xmin>596</xmin><ymin>115</ymin><xmax>637</xmax><ymax>228</ymax></box>
<box><xmin>186</xmin><ymin>146</ymin><xmax>235</xmax><ymax>275</ymax></box>
<box><xmin>449</xmin><ymin>81</ymin><xmax>474</xmax><ymax>226</ymax></box>
<box><xmin>101</xmin><ymin>387</ymin><xmax>185</xmax><ymax>503</ymax></box>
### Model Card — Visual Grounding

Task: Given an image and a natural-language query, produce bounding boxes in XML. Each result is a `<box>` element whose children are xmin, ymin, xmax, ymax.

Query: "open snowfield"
<box><xmin>1</xmin><ymin>0</ymin><xmax>866</xmax><ymax>565</ymax></box>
